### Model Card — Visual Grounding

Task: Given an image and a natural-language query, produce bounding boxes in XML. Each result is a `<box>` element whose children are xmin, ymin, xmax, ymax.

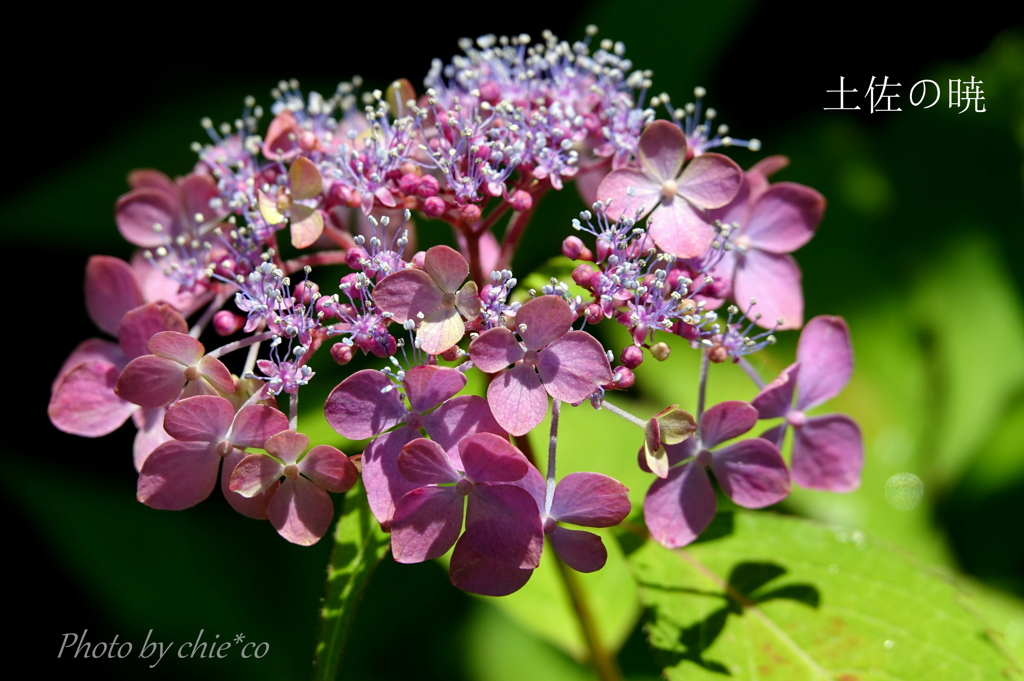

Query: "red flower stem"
<box><xmin>464</xmin><ymin>226</ymin><xmax>484</xmax><ymax>287</ymax></box>
<box><xmin>207</xmin><ymin>330</ymin><xmax>276</xmax><ymax>359</ymax></box>
<box><xmin>697</xmin><ymin>348</ymin><xmax>710</xmax><ymax>422</ymax></box>
<box><xmin>551</xmin><ymin>545</ymin><xmax>624</xmax><ymax>681</ymax></box>
<box><xmin>189</xmin><ymin>291</ymin><xmax>228</xmax><ymax>338</ymax></box>
<box><xmin>737</xmin><ymin>357</ymin><xmax>767</xmax><ymax>389</ymax></box>
<box><xmin>495</xmin><ymin>183</ymin><xmax>549</xmax><ymax>272</ymax></box>
<box><xmin>283</xmin><ymin>250</ymin><xmax>350</xmax><ymax>274</ymax></box>
<box><xmin>474</xmin><ymin>200</ymin><xmax>512</xmax><ymax>236</ymax></box>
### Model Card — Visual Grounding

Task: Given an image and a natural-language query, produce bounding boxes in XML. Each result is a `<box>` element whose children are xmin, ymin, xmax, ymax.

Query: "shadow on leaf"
<box><xmin>646</xmin><ymin>560</ymin><xmax>820</xmax><ymax>675</ymax></box>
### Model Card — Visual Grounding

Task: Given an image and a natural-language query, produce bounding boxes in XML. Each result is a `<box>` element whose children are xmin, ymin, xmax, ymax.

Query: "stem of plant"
<box><xmin>289</xmin><ymin>392</ymin><xmax>298</xmax><ymax>431</ymax></box>
<box><xmin>737</xmin><ymin>356</ymin><xmax>767</xmax><ymax>389</ymax></box>
<box><xmin>284</xmin><ymin>249</ymin><xmax>350</xmax><ymax>274</ymax></box>
<box><xmin>551</xmin><ymin>548</ymin><xmax>624</xmax><ymax>681</ymax></box>
<box><xmin>697</xmin><ymin>348</ymin><xmax>710</xmax><ymax>422</ymax></box>
<box><xmin>600</xmin><ymin>399</ymin><xmax>647</xmax><ymax>430</ymax></box>
<box><xmin>189</xmin><ymin>291</ymin><xmax>227</xmax><ymax>338</ymax></box>
<box><xmin>207</xmin><ymin>330</ymin><xmax>276</xmax><ymax>359</ymax></box>
<box><xmin>545</xmin><ymin>399</ymin><xmax>560</xmax><ymax>515</ymax></box>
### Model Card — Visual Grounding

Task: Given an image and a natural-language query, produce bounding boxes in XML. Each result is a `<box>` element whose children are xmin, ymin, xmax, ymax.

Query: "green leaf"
<box><xmin>624</xmin><ymin>511</ymin><xmax>1020</xmax><ymax>681</ymax></box>
<box><xmin>312</xmin><ymin>483</ymin><xmax>390</xmax><ymax>681</ymax></box>
<box><xmin>463</xmin><ymin>603</ymin><xmax>596</xmax><ymax>681</ymax></box>
<box><xmin>911</xmin><ymin>237</ymin><xmax>1024</xmax><ymax>487</ymax></box>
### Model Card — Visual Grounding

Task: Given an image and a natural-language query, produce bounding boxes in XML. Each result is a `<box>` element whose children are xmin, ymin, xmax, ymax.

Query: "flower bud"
<box><xmin>562</xmin><ymin>235</ymin><xmax>585</xmax><ymax>260</ymax></box>
<box><xmin>572</xmin><ymin>263</ymin><xmax>596</xmax><ymax>289</ymax></box>
<box><xmin>672</xmin><ymin>319</ymin><xmax>700</xmax><ymax>340</ymax></box>
<box><xmin>410</xmin><ymin>250</ymin><xmax>427</xmax><ymax>269</ymax></box>
<box><xmin>585</xmin><ymin>303</ymin><xmax>603</xmax><ymax>325</ymax></box>
<box><xmin>298</xmin><ymin>130</ymin><xmax>318</xmax><ymax>151</ymax></box>
<box><xmin>509</xmin><ymin>189</ymin><xmax>533</xmax><ymax>212</ymax></box>
<box><xmin>345</xmin><ymin>247</ymin><xmax>368</xmax><ymax>270</ymax></box>
<box><xmin>441</xmin><ymin>346</ymin><xmax>460</xmax><ymax>361</ymax></box>
<box><xmin>423</xmin><ymin>196</ymin><xmax>446</xmax><ymax>218</ymax></box>
<box><xmin>708</xmin><ymin>344</ymin><xmax>729</xmax><ymax>363</ymax></box>
<box><xmin>330</xmin><ymin>343</ymin><xmax>354</xmax><ymax>365</ymax></box>
<box><xmin>604</xmin><ymin>366</ymin><xmax>635</xmax><ymax>389</ymax></box>
<box><xmin>459</xmin><ymin>203</ymin><xmax>482</xmax><ymax>223</ymax></box>
<box><xmin>399</xmin><ymin>173</ymin><xmax>421</xmax><ymax>196</ymax></box>
<box><xmin>417</xmin><ymin>175</ymin><xmax>440</xmax><ymax>198</ymax></box>
<box><xmin>213</xmin><ymin>310</ymin><xmax>245</xmax><ymax>336</ymax></box>
<box><xmin>620</xmin><ymin>345</ymin><xmax>644</xmax><ymax>369</ymax></box>
<box><xmin>651</xmin><ymin>342</ymin><xmax>671</xmax><ymax>361</ymax></box>
<box><xmin>293</xmin><ymin>280</ymin><xmax>318</xmax><ymax>304</ymax></box>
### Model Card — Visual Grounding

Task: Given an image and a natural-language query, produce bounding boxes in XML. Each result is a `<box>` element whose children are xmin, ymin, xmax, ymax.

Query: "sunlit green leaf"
<box><xmin>313</xmin><ymin>482</ymin><xmax>390</xmax><ymax>681</ymax></box>
<box><xmin>624</xmin><ymin>511</ymin><xmax>1019</xmax><ymax>680</ymax></box>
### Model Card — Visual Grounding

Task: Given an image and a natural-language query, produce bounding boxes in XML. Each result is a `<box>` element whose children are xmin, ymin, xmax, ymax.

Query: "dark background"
<box><xmin>7</xmin><ymin>1</ymin><xmax>1023</xmax><ymax>678</ymax></box>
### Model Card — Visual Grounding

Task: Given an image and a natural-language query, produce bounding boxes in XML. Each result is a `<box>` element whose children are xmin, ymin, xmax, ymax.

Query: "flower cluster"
<box><xmin>49</xmin><ymin>28</ymin><xmax>860</xmax><ymax>597</ymax></box>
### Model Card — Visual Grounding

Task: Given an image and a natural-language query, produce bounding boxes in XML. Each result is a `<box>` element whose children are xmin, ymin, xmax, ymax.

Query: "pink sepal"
<box><xmin>137</xmin><ymin>440</ymin><xmax>220</xmax><ymax>510</ymax></box>
<box><xmin>269</xmin><ymin>477</ymin><xmax>335</xmax><ymax>546</ymax></box>
<box><xmin>300</xmin><ymin>445</ymin><xmax>358</xmax><ymax>493</ymax></box>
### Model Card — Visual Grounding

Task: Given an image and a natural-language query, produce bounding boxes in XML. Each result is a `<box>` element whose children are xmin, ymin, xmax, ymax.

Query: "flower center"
<box><xmin>441</xmin><ymin>291</ymin><xmax>456</xmax><ymax>307</ymax></box>
<box><xmin>787</xmin><ymin>410</ymin><xmax>807</xmax><ymax>428</ymax></box>
<box><xmin>184</xmin><ymin>365</ymin><xmax>200</xmax><ymax>382</ymax></box>
<box><xmin>695</xmin><ymin>449</ymin><xmax>713</xmax><ymax>467</ymax></box>
<box><xmin>734</xmin><ymin>235</ymin><xmax>751</xmax><ymax>254</ymax></box>
<box><xmin>406</xmin><ymin>412</ymin><xmax>424</xmax><ymax>430</ymax></box>
<box><xmin>523</xmin><ymin>350</ymin><xmax>539</xmax><ymax>366</ymax></box>
<box><xmin>283</xmin><ymin>464</ymin><xmax>300</xmax><ymax>480</ymax></box>
<box><xmin>660</xmin><ymin>178</ymin><xmax>678</xmax><ymax>201</ymax></box>
<box><xmin>216</xmin><ymin>441</ymin><xmax>232</xmax><ymax>457</ymax></box>
<box><xmin>455</xmin><ymin>478</ymin><xmax>473</xmax><ymax>496</ymax></box>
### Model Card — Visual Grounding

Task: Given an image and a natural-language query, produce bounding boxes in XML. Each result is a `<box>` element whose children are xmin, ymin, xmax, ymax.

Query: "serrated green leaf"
<box><xmin>625</xmin><ymin>511</ymin><xmax>1019</xmax><ymax>681</ymax></box>
<box><xmin>312</xmin><ymin>483</ymin><xmax>390</xmax><ymax>681</ymax></box>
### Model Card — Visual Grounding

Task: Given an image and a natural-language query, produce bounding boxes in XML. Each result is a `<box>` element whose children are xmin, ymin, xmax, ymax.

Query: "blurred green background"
<box><xmin>8</xmin><ymin>2</ymin><xmax>1023</xmax><ymax>678</ymax></box>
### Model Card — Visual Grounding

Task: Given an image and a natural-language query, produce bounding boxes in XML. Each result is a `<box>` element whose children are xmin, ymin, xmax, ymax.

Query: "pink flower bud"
<box><xmin>672</xmin><ymin>319</ymin><xmax>700</xmax><ymax>340</ymax></box>
<box><xmin>562</xmin><ymin>235</ymin><xmax>585</xmax><ymax>260</ymax></box>
<box><xmin>315</xmin><ymin>296</ymin><xmax>337</xmax><ymax>319</ymax></box>
<box><xmin>509</xmin><ymin>189</ymin><xmax>533</xmax><ymax>212</ymax></box>
<box><xmin>298</xmin><ymin>130</ymin><xmax>318</xmax><ymax>151</ymax></box>
<box><xmin>620</xmin><ymin>345</ymin><xmax>644</xmax><ymax>369</ymax></box>
<box><xmin>346</xmin><ymin>247</ymin><xmax>368</xmax><ymax>270</ymax></box>
<box><xmin>410</xmin><ymin>251</ymin><xmax>426</xmax><ymax>269</ymax></box>
<box><xmin>214</xmin><ymin>258</ymin><xmax>237</xmax><ymax>279</ymax></box>
<box><xmin>423</xmin><ymin>196</ymin><xmax>446</xmax><ymax>218</ymax></box>
<box><xmin>459</xmin><ymin>204</ymin><xmax>482</xmax><ymax>223</ymax></box>
<box><xmin>331</xmin><ymin>343</ymin><xmax>354</xmax><ymax>365</ymax></box>
<box><xmin>213</xmin><ymin>310</ymin><xmax>245</xmax><ymax>336</ymax></box>
<box><xmin>604</xmin><ymin>366</ymin><xmax>635</xmax><ymax>389</ymax></box>
<box><xmin>416</xmin><ymin>175</ymin><xmax>440</xmax><ymax>198</ymax></box>
<box><xmin>479</xmin><ymin>81</ymin><xmax>501</xmax><ymax>104</ymax></box>
<box><xmin>585</xmin><ymin>303</ymin><xmax>603</xmax><ymax>325</ymax></box>
<box><xmin>294</xmin><ymin>280</ymin><xmax>318</xmax><ymax>304</ymax></box>
<box><xmin>441</xmin><ymin>346</ymin><xmax>460</xmax><ymax>361</ymax></box>
<box><xmin>572</xmin><ymin>263</ymin><xmax>596</xmax><ymax>289</ymax></box>
<box><xmin>399</xmin><ymin>173</ymin><xmax>421</xmax><ymax>195</ymax></box>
